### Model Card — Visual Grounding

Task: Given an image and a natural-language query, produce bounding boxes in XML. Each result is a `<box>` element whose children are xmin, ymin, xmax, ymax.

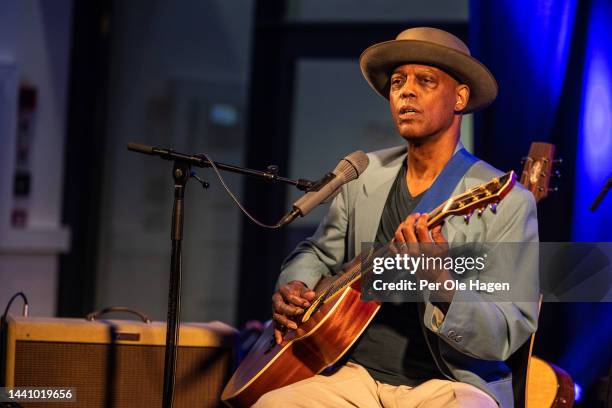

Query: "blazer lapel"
<box><xmin>353</xmin><ymin>153</ymin><xmax>405</xmax><ymax>256</ymax></box>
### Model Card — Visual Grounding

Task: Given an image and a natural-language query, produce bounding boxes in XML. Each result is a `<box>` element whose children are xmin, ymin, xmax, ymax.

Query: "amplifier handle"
<box><xmin>86</xmin><ymin>307</ymin><xmax>152</xmax><ymax>323</ymax></box>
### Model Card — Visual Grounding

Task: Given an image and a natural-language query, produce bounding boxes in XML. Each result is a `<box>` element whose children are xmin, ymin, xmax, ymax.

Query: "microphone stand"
<box><xmin>590</xmin><ymin>175</ymin><xmax>612</xmax><ymax>212</ymax></box>
<box><xmin>126</xmin><ymin>143</ymin><xmax>314</xmax><ymax>408</ymax></box>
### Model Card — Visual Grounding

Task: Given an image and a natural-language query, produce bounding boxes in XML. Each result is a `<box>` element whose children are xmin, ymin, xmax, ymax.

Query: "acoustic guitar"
<box><xmin>519</xmin><ymin>142</ymin><xmax>575</xmax><ymax>408</ymax></box>
<box><xmin>222</xmin><ymin>171</ymin><xmax>518</xmax><ymax>407</ymax></box>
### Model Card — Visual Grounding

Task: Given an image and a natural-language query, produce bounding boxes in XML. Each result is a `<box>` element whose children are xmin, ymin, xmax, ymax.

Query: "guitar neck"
<box><xmin>314</xmin><ymin>171</ymin><xmax>516</xmax><ymax>301</ymax></box>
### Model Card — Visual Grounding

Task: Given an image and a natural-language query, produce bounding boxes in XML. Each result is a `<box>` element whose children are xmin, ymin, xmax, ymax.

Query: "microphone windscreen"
<box><xmin>293</xmin><ymin>150</ymin><xmax>369</xmax><ymax>215</ymax></box>
<box><xmin>334</xmin><ymin>151</ymin><xmax>369</xmax><ymax>182</ymax></box>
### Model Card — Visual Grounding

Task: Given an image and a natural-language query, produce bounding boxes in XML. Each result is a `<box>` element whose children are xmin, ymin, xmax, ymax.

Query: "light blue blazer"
<box><xmin>278</xmin><ymin>144</ymin><xmax>540</xmax><ymax>407</ymax></box>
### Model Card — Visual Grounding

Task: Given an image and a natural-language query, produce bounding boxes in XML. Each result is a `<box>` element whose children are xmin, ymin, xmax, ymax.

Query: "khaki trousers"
<box><xmin>253</xmin><ymin>362</ymin><xmax>498</xmax><ymax>408</ymax></box>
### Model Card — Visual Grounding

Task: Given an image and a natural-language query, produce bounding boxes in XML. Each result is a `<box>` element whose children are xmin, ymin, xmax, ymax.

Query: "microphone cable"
<box><xmin>197</xmin><ymin>151</ymin><xmax>294</xmax><ymax>229</ymax></box>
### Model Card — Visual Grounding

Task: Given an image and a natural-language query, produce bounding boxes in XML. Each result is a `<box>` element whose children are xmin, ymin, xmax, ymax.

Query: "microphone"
<box><xmin>278</xmin><ymin>151</ymin><xmax>369</xmax><ymax>227</ymax></box>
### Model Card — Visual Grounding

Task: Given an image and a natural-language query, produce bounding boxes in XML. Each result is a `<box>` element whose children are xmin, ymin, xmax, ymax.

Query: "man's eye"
<box><xmin>391</xmin><ymin>78</ymin><xmax>403</xmax><ymax>87</ymax></box>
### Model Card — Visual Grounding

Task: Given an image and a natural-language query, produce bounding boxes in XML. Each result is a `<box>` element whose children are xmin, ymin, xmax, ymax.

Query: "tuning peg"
<box><xmin>464</xmin><ymin>213</ymin><xmax>472</xmax><ymax>224</ymax></box>
<box><xmin>553</xmin><ymin>158</ymin><xmax>563</xmax><ymax>165</ymax></box>
<box><xmin>553</xmin><ymin>170</ymin><xmax>561</xmax><ymax>178</ymax></box>
<box><xmin>549</xmin><ymin>186</ymin><xmax>559</xmax><ymax>193</ymax></box>
<box><xmin>477</xmin><ymin>208</ymin><xmax>484</xmax><ymax>217</ymax></box>
<box><xmin>490</xmin><ymin>203</ymin><xmax>498</xmax><ymax>214</ymax></box>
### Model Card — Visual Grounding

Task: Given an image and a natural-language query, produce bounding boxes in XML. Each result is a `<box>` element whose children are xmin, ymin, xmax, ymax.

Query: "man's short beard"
<box><xmin>399</xmin><ymin>131</ymin><xmax>439</xmax><ymax>144</ymax></box>
<box><xmin>397</xmin><ymin>115</ymin><xmax>459</xmax><ymax>144</ymax></box>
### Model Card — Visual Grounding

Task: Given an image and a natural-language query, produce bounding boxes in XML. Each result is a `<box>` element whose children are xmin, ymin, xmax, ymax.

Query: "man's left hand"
<box><xmin>394</xmin><ymin>212</ymin><xmax>447</xmax><ymax>254</ymax></box>
<box><xmin>394</xmin><ymin>212</ymin><xmax>454</xmax><ymax>307</ymax></box>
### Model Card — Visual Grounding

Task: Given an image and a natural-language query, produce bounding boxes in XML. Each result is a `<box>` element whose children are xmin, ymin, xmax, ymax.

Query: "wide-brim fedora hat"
<box><xmin>360</xmin><ymin>27</ymin><xmax>498</xmax><ymax>113</ymax></box>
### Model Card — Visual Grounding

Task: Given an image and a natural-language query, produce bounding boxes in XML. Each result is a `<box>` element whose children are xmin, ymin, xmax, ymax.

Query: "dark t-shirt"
<box><xmin>348</xmin><ymin>160</ymin><xmax>445</xmax><ymax>386</ymax></box>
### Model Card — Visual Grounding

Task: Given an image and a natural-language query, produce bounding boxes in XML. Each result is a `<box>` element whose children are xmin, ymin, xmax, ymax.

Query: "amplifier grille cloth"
<box><xmin>14</xmin><ymin>341</ymin><xmax>231</xmax><ymax>408</ymax></box>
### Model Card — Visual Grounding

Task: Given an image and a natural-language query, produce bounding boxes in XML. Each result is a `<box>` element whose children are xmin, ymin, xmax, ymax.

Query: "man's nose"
<box><xmin>400</xmin><ymin>78</ymin><xmax>417</xmax><ymax>98</ymax></box>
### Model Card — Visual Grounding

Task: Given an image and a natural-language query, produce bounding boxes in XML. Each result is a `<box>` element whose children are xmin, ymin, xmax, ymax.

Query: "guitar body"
<box><xmin>221</xmin><ymin>279</ymin><xmax>380</xmax><ymax>407</ymax></box>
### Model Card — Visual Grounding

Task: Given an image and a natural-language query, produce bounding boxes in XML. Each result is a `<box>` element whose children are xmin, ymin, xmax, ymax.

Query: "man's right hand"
<box><xmin>272</xmin><ymin>280</ymin><xmax>316</xmax><ymax>344</ymax></box>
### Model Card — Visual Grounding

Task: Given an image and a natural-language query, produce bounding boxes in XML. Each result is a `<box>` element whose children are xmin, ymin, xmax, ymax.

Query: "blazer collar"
<box><xmin>361</xmin><ymin>141</ymin><xmax>465</xmax><ymax>197</ymax></box>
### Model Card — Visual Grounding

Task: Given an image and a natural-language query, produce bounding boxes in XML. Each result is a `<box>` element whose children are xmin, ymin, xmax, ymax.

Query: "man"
<box><xmin>256</xmin><ymin>27</ymin><xmax>539</xmax><ymax>408</ymax></box>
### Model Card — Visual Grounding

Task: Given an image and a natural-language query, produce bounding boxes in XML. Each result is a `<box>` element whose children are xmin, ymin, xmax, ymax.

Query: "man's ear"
<box><xmin>454</xmin><ymin>84</ymin><xmax>470</xmax><ymax>112</ymax></box>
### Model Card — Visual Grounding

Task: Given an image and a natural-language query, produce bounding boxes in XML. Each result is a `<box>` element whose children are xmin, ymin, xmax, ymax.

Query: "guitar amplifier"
<box><xmin>1</xmin><ymin>314</ymin><xmax>237</xmax><ymax>408</ymax></box>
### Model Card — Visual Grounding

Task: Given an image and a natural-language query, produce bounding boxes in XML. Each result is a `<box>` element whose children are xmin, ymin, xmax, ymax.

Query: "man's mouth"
<box><xmin>398</xmin><ymin>106</ymin><xmax>421</xmax><ymax>118</ymax></box>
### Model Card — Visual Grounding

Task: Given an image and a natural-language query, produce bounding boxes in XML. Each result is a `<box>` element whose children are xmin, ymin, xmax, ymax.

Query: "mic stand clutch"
<box><xmin>127</xmin><ymin>142</ymin><xmax>316</xmax><ymax>408</ymax></box>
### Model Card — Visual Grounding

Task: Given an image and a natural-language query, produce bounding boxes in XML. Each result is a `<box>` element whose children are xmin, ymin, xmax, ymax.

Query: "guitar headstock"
<box><xmin>520</xmin><ymin>142</ymin><xmax>557</xmax><ymax>203</ymax></box>
<box><xmin>428</xmin><ymin>171</ymin><xmax>517</xmax><ymax>226</ymax></box>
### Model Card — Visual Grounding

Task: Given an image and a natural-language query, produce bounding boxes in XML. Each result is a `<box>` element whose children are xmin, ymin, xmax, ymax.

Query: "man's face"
<box><xmin>389</xmin><ymin>64</ymin><xmax>467</xmax><ymax>141</ymax></box>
